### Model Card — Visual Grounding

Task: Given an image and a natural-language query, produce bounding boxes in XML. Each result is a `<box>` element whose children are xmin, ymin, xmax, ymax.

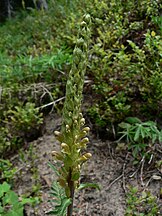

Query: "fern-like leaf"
<box><xmin>47</xmin><ymin>181</ymin><xmax>71</xmax><ymax>216</ymax></box>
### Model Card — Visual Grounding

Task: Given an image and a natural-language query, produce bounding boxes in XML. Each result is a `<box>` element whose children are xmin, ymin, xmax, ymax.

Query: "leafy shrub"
<box><xmin>85</xmin><ymin>0</ymin><xmax>162</xmax><ymax>128</ymax></box>
<box><xmin>0</xmin><ymin>182</ymin><xmax>37</xmax><ymax>216</ymax></box>
<box><xmin>0</xmin><ymin>159</ymin><xmax>17</xmax><ymax>184</ymax></box>
<box><xmin>0</xmin><ymin>103</ymin><xmax>43</xmax><ymax>155</ymax></box>
<box><xmin>6</xmin><ymin>102</ymin><xmax>43</xmax><ymax>133</ymax></box>
<box><xmin>118</xmin><ymin>117</ymin><xmax>162</xmax><ymax>160</ymax></box>
<box><xmin>125</xmin><ymin>186</ymin><xmax>160</xmax><ymax>216</ymax></box>
<box><xmin>0</xmin><ymin>1</ymin><xmax>85</xmax><ymax>157</ymax></box>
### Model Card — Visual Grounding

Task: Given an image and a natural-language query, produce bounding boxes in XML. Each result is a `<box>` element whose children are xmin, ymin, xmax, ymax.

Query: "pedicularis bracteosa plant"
<box><xmin>49</xmin><ymin>14</ymin><xmax>97</xmax><ymax>216</ymax></box>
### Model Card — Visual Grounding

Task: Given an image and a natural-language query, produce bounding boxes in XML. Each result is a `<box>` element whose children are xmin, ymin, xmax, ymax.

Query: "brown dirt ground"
<box><xmin>11</xmin><ymin>114</ymin><xmax>162</xmax><ymax>216</ymax></box>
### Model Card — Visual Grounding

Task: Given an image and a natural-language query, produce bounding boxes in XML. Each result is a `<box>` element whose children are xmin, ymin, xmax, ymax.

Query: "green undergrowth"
<box><xmin>0</xmin><ymin>0</ymin><xmax>87</xmax><ymax>156</ymax></box>
<box><xmin>0</xmin><ymin>1</ymin><xmax>161</xmax><ymax>215</ymax></box>
<box><xmin>125</xmin><ymin>186</ymin><xmax>161</xmax><ymax>216</ymax></box>
<box><xmin>86</xmin><ymin>0</ymin><xmax>162</xmax><ymax>131</ymax></box>
<box><xmin>0</xmin><ymin>0</ymin><xmax>161</xmax><ymax>154</ymax></box>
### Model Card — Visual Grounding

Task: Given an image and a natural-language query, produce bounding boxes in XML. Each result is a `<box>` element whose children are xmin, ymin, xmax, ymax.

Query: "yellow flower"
<box><xmin>151</xmin><ymin>31</ymin><xmax>156</xmax><ymax>37</ymax></box>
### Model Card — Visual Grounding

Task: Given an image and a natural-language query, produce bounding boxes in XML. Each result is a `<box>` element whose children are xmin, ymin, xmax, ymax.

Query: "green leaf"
<box><xmin>48</xmin><ymin>197</ymin><xmax>71</xmax><ymax>216</ymax></box>
<box><xmin>118</xmin><ymin>122</ymin><xmax>131</xmax><ymax>129</ymax></box>
<box><xmin>126</xmin><ymin>117</ymin><xmax>142</xmax><ymax>124</ymax></box>
<box><xmin>21</xmin><ymin>197</ymin><xmax>39</xmax><ymax>205</ymax></box>
<box><xmin>48</xmin><ymin>162</ymin><xmax>60</xmax><ymax>177</ymax></box>
<box><xmin>140</xmin><ymin>127</ymin><xmax>145</xmax><ymax>139</ymax></box>
<box><xmin>134</xmin><ymin>126</ymin><xmax>141</xmax><ymax>142</ymax></box>
<box><xmin>5</xmin><ymin>207</ymin><xmax>24</xmax><ymax>216</ymax></box>
<box><xmin>0</xmin><ymin>204</ymin><xmax>4</xmax><ymax>213</ymax></box>
<box><xmin>71</xmin><ymin>172</ymin><xmax>80</xmax><ymax>181</ymax></box>
<box><xmin>0</xmin><ymin>182</ymin><xmax>11</xmax><ymax>198</ymax></box>
<box><xmin>78</xmin><ymin>183</ymin><xmax>100</xmax><ymax>191</ymax></box>
<box><xmin>3</xmin><ymin>191</ymin><xmax>18</xmax><ymax>205</ymax></box>
<box><xmin>48</xmin><ymin>181</ymin><xmax>71</xmax><ymax>216</ymax></box>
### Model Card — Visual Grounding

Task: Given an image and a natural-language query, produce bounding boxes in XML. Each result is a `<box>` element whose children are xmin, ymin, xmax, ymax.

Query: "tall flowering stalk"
<box><xmin>52</xmin><ymin>14</ymin><xmax>91</xmax><ymax>216</ymax></box>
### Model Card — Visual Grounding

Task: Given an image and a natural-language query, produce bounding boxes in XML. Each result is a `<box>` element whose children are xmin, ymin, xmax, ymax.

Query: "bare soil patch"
<box><xmin>11</xmin><ymin>114</ymin><xmax>162</xmax><ymax>216</ymax></box>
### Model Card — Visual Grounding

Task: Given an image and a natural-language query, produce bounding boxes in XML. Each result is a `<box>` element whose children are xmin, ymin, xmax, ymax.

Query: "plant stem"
<box><xmin>67</xmin><ymin>169</ymin><xmax>75</xmax><ymax>216</ymax></box>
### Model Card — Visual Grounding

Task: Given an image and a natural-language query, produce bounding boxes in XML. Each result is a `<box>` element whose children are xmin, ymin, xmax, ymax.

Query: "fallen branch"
<box><xmin>106</xmin><ymin>174</ymin><xmax>123</xmax><ymax>191</ymax></box>
<box><xmin>38</xmin><ymin>96</ymin><xmax>65</xmax><ymax>109</ymax></box>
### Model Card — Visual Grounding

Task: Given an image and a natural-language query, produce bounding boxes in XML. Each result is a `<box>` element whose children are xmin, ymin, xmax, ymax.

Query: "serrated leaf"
<box><xmin>48</xmin><ymin>181</ymin><xmax>71</xmax><ymax>216</ymax></box>
<box><xmin>47</xmin><ymin>197</ymin><xmax>71</xmax><ymax>215</ymax></box>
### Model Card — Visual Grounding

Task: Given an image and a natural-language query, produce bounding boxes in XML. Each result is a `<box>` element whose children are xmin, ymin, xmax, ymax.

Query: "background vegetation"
<box><xmin>0</xmin><ymin>0</ymin><xmax>161</xmax><ymax>214</ymax></box>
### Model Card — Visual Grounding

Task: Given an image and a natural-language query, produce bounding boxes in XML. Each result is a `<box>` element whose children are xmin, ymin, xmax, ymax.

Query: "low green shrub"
<box><xmin>6</xmin><ymin>102</ymin><xmax>43</xmax><ymax>133</ymax></box>
<box><xmin>118</xmin><ymin>117</ymin><xmax>162</xmax><ymax>161</ymax></box>
<box><xmin>0</xmin><ymin>159</ymin><xmax>17</xmax><ymax>184</ymax></box>
<box><xmin>85</xmin><ymin>0</ymin><xmax>162</xmax><ymax>128</ymax></box>
<box><xmin>0</xmin><ymin>182</ymin><xmax>38</xmax><ymax>216</ymax></box>
<box><xmin>0</xmin><ymin>103</ymin><xmax>43</xmax><ymax>155</ymax></box>
<box><xmin>125</xmin><ymin>186</ymin><xmax>160</xmax><ymax>216</ymax></box>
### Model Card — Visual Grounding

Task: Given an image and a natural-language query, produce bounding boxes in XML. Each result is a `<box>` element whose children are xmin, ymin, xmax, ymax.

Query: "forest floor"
<box><xmin>11</xmin><ymin>114</ymin><xmax>162</xmax><ymax>216</ymax></box>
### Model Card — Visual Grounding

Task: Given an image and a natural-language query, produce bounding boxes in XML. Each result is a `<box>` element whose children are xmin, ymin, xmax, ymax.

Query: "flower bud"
<box><xmin>84</xmin><ymin>153</ymin><xmax>92</xmax><ymax>159</ymax></box>
<box><xmin>66</xmin><ymin>125</ymin><xmax>70</xmax><ymax>130</ymax></box>
<box><xmin>68</xmin><ymin>112</ymin><xmax>72</xmax><ymax>117</ymax></box>
<box><xmin>54</xmin><ymin>131</ymin><xmax>63</xmax><ymax>142</ymax></box>
<box><xmin>80</xmin><ymin>118</ymin><xmax>85</xmax><ymax>125</ymax></box>
<box><xmin>54</xmin><ymin>131</ymin><xmax>61</xmax><ymax>136</ymax></box>
<box><xmin>75</xmin><ymin>135</ymin><xmax>78</xmax><ymax>140</ymax></box>
<box><xmin>78</xmin><ymin>155</ymin><xmax>87</xmax><ymax>163</ymax></box>
<box><xmin>84</xmin><ymin>14</ymin><xmax>91</xmax><ymax>23</ymax></box>
<box><xmin>65</xmin><ymin>124</ymin><xmax>70</xmax><ymax>133</ymax></box>
<box><xmin>74</xmin><ymin>120</ymin><xmax>78</xmax><ymax>124</ymax></box>
<box><xmin>81</xmin><ymin>21</ymin><xmax>86</xmax><ymax>27</ymax></box>
<box><xmin>80</xmin><ymin>137</ymin><xmax>89</xmax><ymax>144</ymax></box>
<box><xmin>52</xmin><ymin>151</ymin><xmax>64</xmax><ymax>161</ymax></box>
<box><xmin>83</xmin><ymin>127</ymin><xmax>90</xmax><ymax>132</ymax></box>
<box><xmin>61</xmin><ymin>143</ymin><xmax>69</xmax><ymax>152</ymax></box>
<box><xmin>79</xmin><ymin>113</ymin><xmax>83</xmax><ymax>118</ymax></box>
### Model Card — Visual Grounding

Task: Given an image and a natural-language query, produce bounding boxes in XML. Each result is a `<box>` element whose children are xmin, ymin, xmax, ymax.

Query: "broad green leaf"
<box><xmin>5</xmin><ymin>207</ymin><xmax>24</xmax><ymax>216</ymax></box>
<box><xmin>0</xmin><ymin>182</ymin><xmax>11</xmax><ymax>197</ymax></box>
<box><xmin>126</xmin><ymin>117</ymin><xmax>142</xmax><ymax>124</ymax></box>
<box><xmin>0</xmin><ymin>205</ymin><xmax>4</xmax><ymax>213</ymax></box>
<box><xmin>78</xmin><ymin>183</ymin><xmax>100</xmax><ymax>191</ymax></box>
<box><xmin>2</xmin><ymin>191</ymin><xmax>18</xmax><ymax>205</ymax></box>
<box><xmin>118</xmin><ymin>122</ymin><xmax>131</xmax><ymax>129</ymax></box>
